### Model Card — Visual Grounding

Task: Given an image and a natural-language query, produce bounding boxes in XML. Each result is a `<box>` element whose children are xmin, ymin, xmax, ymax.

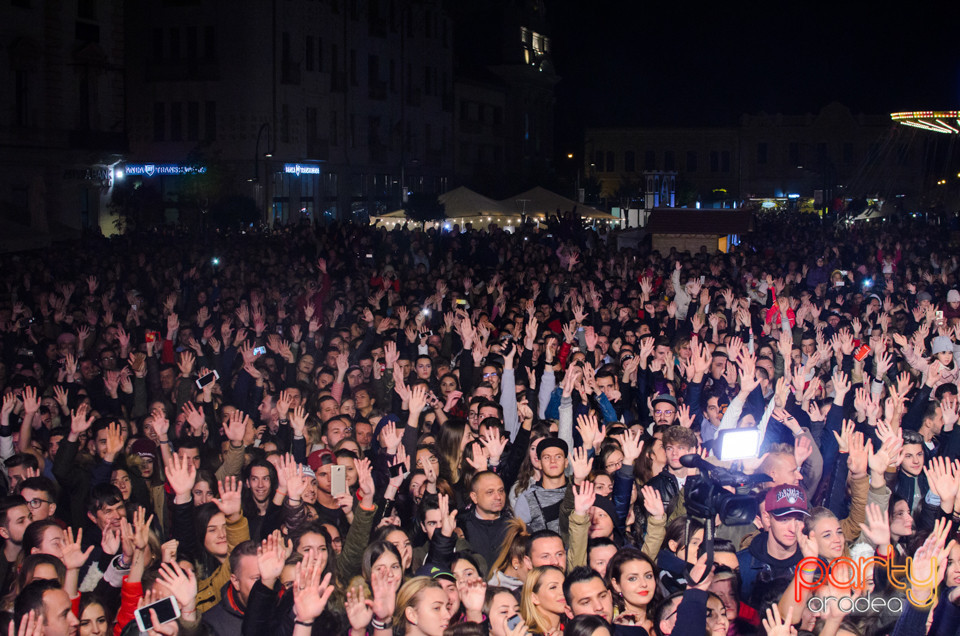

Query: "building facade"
<box><xmin>586</xmin><ymin>103</ymin><xmax>929</xmax><ymax>210</ymax></box>
<box><xmin>125</xmin><ymin>0</ymin><xmax>454</xmax><ymax>225</ymax></box>
<box><xmin>0</xmin><ymin>0</ymin><xmax>126</xmax><ymax>244</ymax></box>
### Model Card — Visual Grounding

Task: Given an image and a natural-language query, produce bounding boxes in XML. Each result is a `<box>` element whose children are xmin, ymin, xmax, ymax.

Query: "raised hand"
<box><xmin>61</xmin><ymin>527</ymin><xmax>94</xmax><ymax>570</ymax></box>
<box><xmin>293</xmin><ymin>554</ymin><xmax>335</xmax><ymax>623</ymax></box>
<box><xmin>438</xmin><ymin>492</ymin><xmax>459</xmax><ymax>538</ymax></box>
<box><xmin>157</xmin><ymin>562</ymin><xmax>198</xmax><ymax>614</ymax></box>
<box><xmin>859</xmin><ymin>503</ymin><xmax>891</xmax><ymax>549</ymax></box>
<box><xmin>223</xmin><ymin>409</ymin><xmax>247</xmax><ymax>445</ymax></box>
<box><xmin>640</xmin><ymin>485</ymin><xmax>665</xmax><ymax>520</ymax></box>
<box><xmin>165</xmin><ymin>452</ymin><xmax>197</xmax><ymax>501</ymax></box>
<box><xmin>570</xmin><ymin>445</ymin><xmax>592</xmax><ymax>484</ymax></box>
<box><xmin>69</xmin><ymin>403</ymin><xmax>95</xmax><ymax>441</ymax></box>
<box><xmin>344</xmin><ymin>585</ymin><xmax>374</xmax><ymax>631</ymax></box>
<box><xmin>573</xmin><ymin>480</ymin><xmax>596</xmax><ymax>517</ymax></box>
<box><xmin>619</xmin><ymin>428</ymin><xmax>644</xmax><ymax>465</ymax></box>
<box><xmin>257</xmin><ymin>531</ymin><xmax>289</xmax><ymax>588</ymax></box>
<box><xmin>214</xmin><ymin>476</ymin><xmax>243</xmax><ymax>520</ymax></box>
<box><xmin>355</xmin><ymin>457</ymin><xmax>376</xmax><ymax>504</ymax></box>
<box><xmin>761</xmin><ymin>605</ymin><xmax>797</xmax><ymax>636</ymax></box>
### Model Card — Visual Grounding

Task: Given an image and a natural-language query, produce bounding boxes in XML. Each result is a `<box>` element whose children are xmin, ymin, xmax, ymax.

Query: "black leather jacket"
<box><xmin>645</xmin><ymin>469</ymin><xmax>681</xmax><ymax>515</ymax></box>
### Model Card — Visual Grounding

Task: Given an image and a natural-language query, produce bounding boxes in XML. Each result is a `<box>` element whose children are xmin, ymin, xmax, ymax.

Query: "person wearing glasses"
<box><xmin>16</xmin><ymin>476</ymin><xmax>59</xmax><ymax>522</ymax></box>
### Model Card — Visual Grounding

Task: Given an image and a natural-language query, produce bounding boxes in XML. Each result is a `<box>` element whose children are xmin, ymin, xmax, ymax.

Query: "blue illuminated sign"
<box><xmin>284</xmin><ymin>163</ymin><xmax>321</xmax><ymax>175</ymax></box>
<box><xmin>123</xmin><ymin>164</ymin><xmax>206</xmax><ymax>177</ymax></box>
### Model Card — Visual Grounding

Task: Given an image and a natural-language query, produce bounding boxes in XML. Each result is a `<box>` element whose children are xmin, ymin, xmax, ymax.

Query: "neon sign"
<box><xmin>122</xmin><ymin>164</ymin><xmax>207</xmax><ymax>177</ymax></box>
<box><xmin>284</xmin><ymin>164</ymin><xmax>321</xmax><ymax>175</ymax></box>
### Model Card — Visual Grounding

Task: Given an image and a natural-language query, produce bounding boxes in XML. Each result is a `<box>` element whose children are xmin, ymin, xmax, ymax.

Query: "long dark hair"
<box><xmin>604</xmin><ymin>547</ymin><xmax>662</xmax><ymax>614</ymax></box>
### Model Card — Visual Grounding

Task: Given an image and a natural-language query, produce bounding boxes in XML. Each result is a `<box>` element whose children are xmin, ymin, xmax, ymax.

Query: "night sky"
<box><xmin>549</xmin><ymin>1</ymin><xmax>960</xmax><ymax>145</ymax></box>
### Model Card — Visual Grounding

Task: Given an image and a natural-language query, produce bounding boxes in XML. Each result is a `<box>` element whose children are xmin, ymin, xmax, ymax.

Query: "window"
<box><xmin>368</xmin><ymin>54</ymin><xmax>379</xmax><ymax>88</ymax></box>
<box><xmin>305</xmin><ymin>37</ymin><xmax>314</xmax><ymax>71</ymax></box>
<box><xmin>594</xmin><ymin>151</ymin><xmax>604</xmax><ymax>171</ymax></box>
<box><xmin>281</xmin><ymin>103</ymin><xmax>290</xmax><ymax>143</ymax></box>
<box><xmin>317</xmin><ymin>38</ymin><xmax>323</xmax><ymax>72</ymax></box>
<box><xmin>170</xmin><ymin>102</ymin><xmax>182</xmax><ymax>141</ymax></box>
<box><xmin>389</xmin><ymin>59</ymin><xmax>395</xmax><ymax>91</ymax></box>
<box><xmin>187</xmin><ymin>101</ymin><xmax>199</xmax><ymax>141</ymax></box>
<box><xmin>664</xmin><ymin>150</ymin><xmax>675</xmax><ymax>172</ymax></box>
<box><xmin>15</xmin><ymin>71</ymin><xmax>29</xmax><ymax>127</ymax></box>
<box><xmin>282</xmin><ymin>32</ymin><xmax>291</xmax><ymax>63</ymax></box>
<box><xmin>789</xmin><ymin>142</ymin><xmax>799</xmax><ymax>167</ymax></box>
<box><xmin>710</xmin><ymin>151</ymin><xmax>719</xmax><ymax>172</ymax></box>
<box><xmin>757</xmin><ymin>142</ymin><xmax>767</xmax><ymax>165</ymax></box>
<box><xmin>169</xmin><ymin>28</ymin><xmax>180</xmax><ymax>60</ymax></box>
<box><xmin>186</xmin><ymin>26</ymin><xmax>197</xmax><ymax>60</ymax></box>
<box><xmin>686</xmin><ymin>151</ymin><xmax>697</xmax><ymax>172</ymax></box>
<box><xmin>203</xmin><ymin>26</ymin><xmax>216</xmax><ymax>59</ymax></box>
<box><xmin>330</xmin><ymin>110</ymin><xmax>338</xmax><ymax>146</ymax></box>
<box><xmin>721</xmin><ymin>151</ymin><xmax>730</xmax><ymax>173</ymax></box>
<box><xmin>350</xmin><ymin>113</ymin><xmax>356</xmax><ymax>147</ymax></box>
<box><xmin>204</xmin><ymin>101</ymin><xmax>216</xmax><ymax>141</ymax></box>
<box><xmin>350</xmin><ymin>49</ymin><xmax>357</xmax><ymax>85</ymax></box>
<box><xmin>644</xmin><ymin>150</ymin><xmax>656</xmax><ymax>171</ymax></box>
<box><xmin>843</xmin><ymin>142</ymin><xmax>853</xmax><ymax>165</ymax></box>
<box><xmin>306</xmin><ymin>107</ymin><xmax>317</xmax><ymax>141</ymax></box>
<box><xmin>424</xmin><ymin>66</ymin><xmax>431</xmax><ymax>96</ymax></box>
<box><xmin>153</xmin><ymin>102</ymin><xmax>165</xmax><ymax>141</ymax></box>
<box><xmin>152</xmin><ymin>28</ymin><xmax>163</xmax><ymax>60</ymax></box>
<box><xmin>624</xmin><ymin>151</ymin><xmax>635</xmax><ymax>173</ymax></box>
<box><xmin>606</xmin><ymin>151</ymin><xmax>615</xmax><ymax>172</ymax></box>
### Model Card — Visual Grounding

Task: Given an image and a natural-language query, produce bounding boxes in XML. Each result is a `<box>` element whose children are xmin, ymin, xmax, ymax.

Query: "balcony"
<box><xmin>146</xmin><ymin>59</ymin><xmax>220</xmax><ymax>82</ymax></box>
<box><xmin>68</xmin><ymin>129</ymin><xmax>127</xmax><ymax>152</ymax></box>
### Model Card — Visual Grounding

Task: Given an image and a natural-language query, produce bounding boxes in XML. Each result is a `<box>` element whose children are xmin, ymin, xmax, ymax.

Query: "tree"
<box><xmin>403</xmin><ymin>193</ymin><xmax>446</xmax><ymax>222</ymax></box>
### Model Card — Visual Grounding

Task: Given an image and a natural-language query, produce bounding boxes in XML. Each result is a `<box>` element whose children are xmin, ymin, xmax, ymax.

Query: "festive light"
<box><xmin>891</xmin><ymin>111</ymin><xmax>960</xmax><ymax>134</ymax></box>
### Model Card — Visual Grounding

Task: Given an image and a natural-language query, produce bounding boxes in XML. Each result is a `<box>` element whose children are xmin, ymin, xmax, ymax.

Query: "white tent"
<box><xmin>500</xmin><ymin>186</ymin><xmax>617</xmax><ymax>220</ymax></box>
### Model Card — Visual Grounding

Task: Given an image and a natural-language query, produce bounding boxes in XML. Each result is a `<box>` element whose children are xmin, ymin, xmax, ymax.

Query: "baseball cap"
<box><xmin>130</xmin><ymin>438</ymin><xmax>157</xmax><ymax>462</ymax></box>
<box><xmin>415</xmin><ymin>564</ymin><xmax>455</xmax><ymax>581</ymax></box>
<box><xmin>537</xmin><ymin>437</ymin><xmax>569</xmax><ymax>459</ymax></box>
<box><xmin>764</xmin><ymin>484</ymin><xmax>809</xmax><ymax>517</ymax></box>
<box><xmin>652</xmin><ymin>394</ymin><xmax>678</xmax><ymax>409</ymax></box>
<box><xmin>307</xmin><ymin>449</ymin><xmax>335</xmax><ymax>473</ymax></box>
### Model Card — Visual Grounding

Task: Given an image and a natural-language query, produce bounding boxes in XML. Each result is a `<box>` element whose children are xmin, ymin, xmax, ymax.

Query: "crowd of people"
<box><xmin>1</xmin><ymin>212</ymin><xmax>959</xmax><ymax>636</ymax></box>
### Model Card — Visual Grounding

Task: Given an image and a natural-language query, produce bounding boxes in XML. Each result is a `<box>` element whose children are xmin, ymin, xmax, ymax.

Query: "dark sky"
<box><xmin>549</xmin><ymin>1</ymin><xmax>960</xmax><ymax>142</ymax></box>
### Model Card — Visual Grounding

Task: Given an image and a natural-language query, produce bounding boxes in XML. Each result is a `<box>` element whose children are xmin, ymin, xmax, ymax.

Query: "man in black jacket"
<box><xmin>645</xmin><ymin>425</ymin><xmax>698</xmax><ymax>517</ymax></box>
<box><xmin>460</xmin><ymin>471</ymin><xmax>510</xmax><ymax>568</ymax></box>
<box><xmin>202</xmin><ymin>541</ymin><xmax>260</xmax><ymax>636</ymax></box>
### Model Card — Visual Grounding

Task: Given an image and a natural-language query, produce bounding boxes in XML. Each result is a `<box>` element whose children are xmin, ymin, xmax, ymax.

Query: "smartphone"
<box><xmin>252</xmin><ymin>346</ymin><xmax>266</xmax><ymax>356</ymax></box>
<box><xmin>699</xmin><ymin>275</ymin><xmax>706</xmax><ymax>284</ymax></box>
<box><xmin>277</xmin><ymin>325</ymin><xmax>284</xmax><ymax>335</ymax></box>
<box><xmin>331</xmin><ymin>465</ymin><xmax>346</xmax><ymax>496</ymax></box>
<box><xmin>145</xmin><ymin>331</ymin><xmax>158</xmax><ymax>343</ymax></box>
<box><xmin>936</xmin><ymin>310</ymin><xmax>944</xmax><ymax>325</ymax></box>
<box><xmin>131</xmin><ymin>304</ymin><xmax>137</xmax><ymax>311</ymax></box>
<box><xmin>134</xmin><ymin>595</ymin><xmax>180</xmax><ymax>632</ymax></box>
<box><xmin>507</xmin><ymin>615</ymin><xmax>523</xmax><ymax>630</ymax></box>
<box><xmin>195</xmin><ymin>370</ymin><xmax>220</xmax><ymax>389</ymax></box>
<box><xmin>389</xmin><ymin>462</ymin><xmax>406</xmax><ymax>478</ymax></box>
<box><xmin>456</xmin><ymin>299</ymin><xmax>468</xmax><ymax>306</ymax></box>
<box><xmin>854</xmin><ymin>344</ymin><xmax>872</xmax><ymax>362</ymax></box>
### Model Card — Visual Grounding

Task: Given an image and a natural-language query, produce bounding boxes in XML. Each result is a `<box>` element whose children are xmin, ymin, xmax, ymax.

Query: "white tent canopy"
<box><xmin>500</xmin><ymin>186</ymin><xmax>616</xmax><ymax>219</ymax></box>
<box><xmin>438</xmin><ymin>186</ymin><xmax>514</xmax><ymax>219</ymax></box>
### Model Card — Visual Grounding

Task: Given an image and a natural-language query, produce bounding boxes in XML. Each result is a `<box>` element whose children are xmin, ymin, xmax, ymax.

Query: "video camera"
<box><xmin>680</xmin><ymin>428</ymin><xmax>769</xmax><ymax>526</ymax></box>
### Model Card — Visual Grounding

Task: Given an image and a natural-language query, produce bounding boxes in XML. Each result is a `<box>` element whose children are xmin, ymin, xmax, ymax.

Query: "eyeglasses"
<box><xmin>26</xmin><ymin>498</ymin><xmax>51</xmax><ymax>509</ymax></box>
<box><xmin>654</xmin><ymin>409</ymin><xmax>676</xmax><ymax>416</ymax></box>
<box><xmin>482</xmin><ymin>373</ymin><xmax>498</xmax><ymax>379</ymax></box>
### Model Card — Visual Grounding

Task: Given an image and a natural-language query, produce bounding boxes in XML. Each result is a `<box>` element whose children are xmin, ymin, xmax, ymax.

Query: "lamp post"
<box><xmin>251</xmin><ymin>123</ymin><xmax>273</xmax><ymax>223</ymax></box>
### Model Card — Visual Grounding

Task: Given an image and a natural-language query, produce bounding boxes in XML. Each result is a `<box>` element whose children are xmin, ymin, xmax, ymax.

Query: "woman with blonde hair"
<box><xmin>393</xmin><ymin>576</ymin><xmax>452</xmax><ymax>636</ymax></box>
<box><xmin>520</xmin><ymin>565</ymin><xmax>566</xmax><ymax>635</ymax></box>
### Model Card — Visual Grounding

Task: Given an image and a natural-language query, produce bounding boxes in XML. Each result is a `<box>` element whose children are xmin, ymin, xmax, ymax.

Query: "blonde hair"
<box><xmin>393</xmin><ymin>576</ymin><xmax>443</xmax><ymax>634</ymax></box>
<box><xmin>490</xmin><ymin>518</ymin><xmax>529</xmax><ymax>575</ymax></box>
<box><xmin>520</xmin><ymin>566</ymin><xmax>564</xmax><ymax>634</ymax></box>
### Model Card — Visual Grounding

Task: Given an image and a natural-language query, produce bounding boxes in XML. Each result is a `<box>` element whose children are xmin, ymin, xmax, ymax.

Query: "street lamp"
<box><xmin>253</xmin><ymin>123</ymin><xmax>273</xmax><ymax>221</ymax></box>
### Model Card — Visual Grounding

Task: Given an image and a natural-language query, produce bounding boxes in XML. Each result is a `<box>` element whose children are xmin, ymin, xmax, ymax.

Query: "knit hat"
<box><xmin>918</xmin><ymin>291</ymin><xmax>933</xmax><ymax>303</ymax></box>
<box><xmin>932</xmin><ymin>336</ymin><xmax>953</xmax><ymax>356</ymax></box>
<box><xmin>949</xmin><ymin>290</ymin><xmax>960</xmax><ymax>303</ymax></box>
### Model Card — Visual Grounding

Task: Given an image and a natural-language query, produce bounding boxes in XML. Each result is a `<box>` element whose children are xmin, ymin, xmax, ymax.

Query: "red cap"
<box><xmin>764</xmin><ymin>484</ymin><xmax>809</xmax><ymax>517</ymax></box>
<box><xmin>307</xmin><ymin>449</ymin><xmax>335</xmax><ymax>473</ymax></box>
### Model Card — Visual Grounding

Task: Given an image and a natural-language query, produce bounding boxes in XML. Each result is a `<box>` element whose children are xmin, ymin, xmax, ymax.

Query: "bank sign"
<box><xmin>123</xmin><ymin>164</ymin><xmax>207</xmax><ymax>177</ymax></box>
<box><xmin>284</xmin><ymin>163</ymin><xmax>321</xmax><ymax>176</ymax></box>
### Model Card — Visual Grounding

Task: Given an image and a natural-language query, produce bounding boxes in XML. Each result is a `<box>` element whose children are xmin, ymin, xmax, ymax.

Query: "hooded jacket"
<box><xmin>736</xmin><ymin>530</ymin><xmax>802</xmax><ymax>607</ymax></box>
